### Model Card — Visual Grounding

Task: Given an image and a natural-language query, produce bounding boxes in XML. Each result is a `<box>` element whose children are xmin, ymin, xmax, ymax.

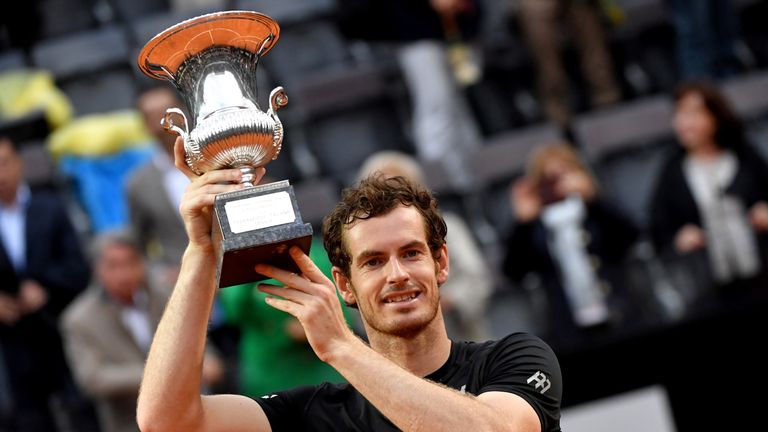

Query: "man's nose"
<box><xmin>386</xmin><ymin>258</ymin><xmax>409</xmax><ymax>285</ymax></box>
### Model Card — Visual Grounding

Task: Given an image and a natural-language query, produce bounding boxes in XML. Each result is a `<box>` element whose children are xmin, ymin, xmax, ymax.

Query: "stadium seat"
<box><xmin>234</xmin><ymin>0</ymin><xmax>339</xmax><ymax>28</ymax></box>
<box><xmin>467</xmin><ymin>123</ymin><xmax>563</xmax><ymax>238</ymax></box>
<box><xmin>31</xmin><ymin>26</ymin><xmax>137</xmax><ymax>116</ymax></box>
<box><xmin>0</xmin><ymin>50</ymin><xmax>27</xmax><ymax>73</ymax></box>
<box><xmin>293</xmin><ymin>177</ymin><xmax>340</xmax><ymax>230</ymax></box>
<box><xmin>573</xmin><ymin>96</ymin><xmax>676</xmax><ymax>230</ymax></box>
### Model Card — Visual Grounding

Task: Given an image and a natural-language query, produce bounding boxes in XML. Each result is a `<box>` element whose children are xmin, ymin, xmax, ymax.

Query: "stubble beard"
<box><xmin>354</xmin><ymin>284</ymin><xmax>441</xmax><ymax>339</ymax></box>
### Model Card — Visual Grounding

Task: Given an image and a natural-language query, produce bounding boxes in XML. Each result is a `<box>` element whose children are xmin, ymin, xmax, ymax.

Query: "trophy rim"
<box><xmin>137</xmin><ymin>10</ymin><xmax>280</xmax><ymax>81</ymax></box>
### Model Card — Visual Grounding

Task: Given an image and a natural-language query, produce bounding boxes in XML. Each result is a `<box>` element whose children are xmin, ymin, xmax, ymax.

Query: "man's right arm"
<box><xmin>136</xmin><ymin>138</ymin><xmax>271</xmax><ymax>432</ymax></box>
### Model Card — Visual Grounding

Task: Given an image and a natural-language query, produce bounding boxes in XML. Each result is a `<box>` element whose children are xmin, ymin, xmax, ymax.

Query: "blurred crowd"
<box><xmin>1</xmin><ymin>0</ymin><xmax>768</xmax><ymax>431</ymax></box>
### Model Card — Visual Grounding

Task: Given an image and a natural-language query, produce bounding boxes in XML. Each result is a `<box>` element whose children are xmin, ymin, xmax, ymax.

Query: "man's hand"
<box><xmin>173</xmin><ymin>137</ymin><xmax>265</xmax><ymax>251</ymax></box>
<box><xmin>256</xmin><ymin>247</ymin><xmax>355</xmax><ymax>363</ymax></box>
<box><xmin>510</xmin><ymin>178</ymin><xmax>542</xmax><ymax>223</ymax></box>
<box><xmin>0</xmin><ymin>293</ymin><xmax>20</xmax><ymax>325</ymax></box>
<box><xmin>749</xmin><ymin>201</ymin><xmax>768</xmax><ymax>233</ymax></box>
<box><xmin>19</xmin><ymin>280</ymin><xmax>48</xmax><ymax>315</ymax></box>
<box><xmin>674</xmin><ymin>224</ymin><xmax>706</xmax><ymax>253</ymax></box>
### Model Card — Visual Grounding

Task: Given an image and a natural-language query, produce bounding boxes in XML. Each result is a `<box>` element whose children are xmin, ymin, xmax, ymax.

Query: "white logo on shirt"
<box><xmin>527</xmin><ymin>371</ymin><xmax>551</xmax><ymax>394</ymax></box>
<box><xmin>261</xmin><ymin>394</ymin><xmax>278</xmax><ymax>399</ymax></box>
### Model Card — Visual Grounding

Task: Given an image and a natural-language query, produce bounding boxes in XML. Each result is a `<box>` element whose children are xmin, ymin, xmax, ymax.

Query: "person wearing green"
<box><xmin>219</xmin><ymin>236</ymin><xmax>356</xmax><ymax>397</ymax></box>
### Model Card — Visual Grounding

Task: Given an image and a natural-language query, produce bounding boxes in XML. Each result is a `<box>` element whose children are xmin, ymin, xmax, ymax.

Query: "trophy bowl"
<box><xmin>137</xmin><ymin>11</ymin><xmax>312</xmax><ymax>288</ymax></box>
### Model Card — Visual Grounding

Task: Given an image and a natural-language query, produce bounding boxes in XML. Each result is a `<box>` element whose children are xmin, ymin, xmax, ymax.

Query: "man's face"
<box><xmin>334</xmin><ymin>205</ymin><xmax>449</xmax><ymax>338</ymax></box>
<box><xmin>0</xmin><ymin>139</ymin><xmax>23</xmax><ymax>205</ymax></box>
<box><xmin>137</xmin><ymin>88</ymin><xmax>180</xmax><ymax>152</ymax></box>
<box><xmin>97</xmin><ymin>243</ymin><xmax>146</xmax><ymax>304</ymax></box>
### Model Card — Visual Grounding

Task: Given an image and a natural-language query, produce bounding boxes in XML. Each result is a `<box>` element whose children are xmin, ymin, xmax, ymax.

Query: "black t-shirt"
<box><xmin>254</xmin><ymin>333</ymin><xmax>562</xmax><ymax>431</ymax></box>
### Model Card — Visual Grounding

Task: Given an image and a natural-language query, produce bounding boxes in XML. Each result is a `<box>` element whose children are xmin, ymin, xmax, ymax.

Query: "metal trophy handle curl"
<box><xmin>137</xmin><ymin>10</ymin><xmax>312</xmax><ymax>288</ymax></box>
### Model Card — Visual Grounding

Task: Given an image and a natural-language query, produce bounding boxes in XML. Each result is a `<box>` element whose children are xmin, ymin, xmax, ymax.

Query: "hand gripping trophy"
<box><xmin>137</xmin><ymin>11</ymin><xmax>312</xmax><ymax>288</ymax></box>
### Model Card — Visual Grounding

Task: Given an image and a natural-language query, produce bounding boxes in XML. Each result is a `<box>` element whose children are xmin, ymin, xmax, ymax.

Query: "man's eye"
<box><xmin>364</xmin><ymin>258</ymin><xmax>381</xmax><ymax>267</ymax></box>
<box><xmin>404</xmin><ymin>250</ymin><xmax>420</xmax><ymax>258</ymax></box>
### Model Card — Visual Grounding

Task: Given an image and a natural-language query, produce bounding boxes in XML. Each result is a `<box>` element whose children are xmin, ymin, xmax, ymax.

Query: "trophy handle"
<box><xmin>268</xmin><ymin>86</ymin><xmax>288</xmax><ymax>115</ymax></box>
<box><xmin>161</xmin><ymin>108</ymin><xmax>190</xmax><ymax>142</ymax></box>
<box><xmin>267</xmin><ymin>87</ymin><xmax>288</xmax><ymax>161</ymax></box>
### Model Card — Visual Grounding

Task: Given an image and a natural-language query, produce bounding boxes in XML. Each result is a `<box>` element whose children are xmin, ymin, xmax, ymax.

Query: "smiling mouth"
<box><xmin>383</xmin><ymin>292</ymin><xmax>420</xmax><ymax>304</ymax></box>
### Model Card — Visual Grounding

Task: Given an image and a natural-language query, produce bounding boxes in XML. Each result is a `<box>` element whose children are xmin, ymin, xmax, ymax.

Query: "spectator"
<box><xmin>61</xmin><ymin>230</ymin><xmax>223</xmax><ymax>432</ymax></box>
<box><xmin>649</xmin><ymin>81</ymin><xmax>768</xmax><ymax>291</ymax></box>
<box><xmin>518</xmin><ymin>0</ymin><xmax>621</xmax><ymax>127</ymax></box>
<box><xmin>502</xmin><ymin>143</ymin><xmax>638</xmax><ymax>349</ymax></box>
<box><xmin>357</xmin><ymin>151</ymin><xmax>492</xmax><ymax>341</ymax></box>
<box><xmin>0</xmin><ymin>136</ymin><xmax>89</xmax><ymax>431</ymax></box>
<box><xmin>126</xmin><ymin>84</ymin><xmax>189</xmax><ymax>282</ymax></box>
<box><xmin>338</xmin><ymin>0</ymin><xmax>483</xmax><ymax>190</ymax></box>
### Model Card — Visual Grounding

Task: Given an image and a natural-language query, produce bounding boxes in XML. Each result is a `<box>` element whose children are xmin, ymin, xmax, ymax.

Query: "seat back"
<box><xmin>574</xmin><ymin>96</ymin><xmax>677</xmax><ymax>230</ymax></box>
<box><xmin>467</xmin><ymin>123</ymin><xmax>563</xmax><ymax>236</ymax></box>
<box><xmin>32</xmin><ymin>26</ymin><xmax>137</xmax><ymax>116</ymax></box>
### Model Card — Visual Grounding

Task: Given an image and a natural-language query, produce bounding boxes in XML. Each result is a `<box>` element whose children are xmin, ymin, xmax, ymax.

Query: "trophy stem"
<box><xmin>238</xmin><ymin>166</ymin><xmax>257</xmax><ymax>188</ymax></box>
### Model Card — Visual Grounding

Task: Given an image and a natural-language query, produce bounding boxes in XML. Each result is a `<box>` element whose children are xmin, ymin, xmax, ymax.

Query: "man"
<box><xmin>126</xmin><ymin>84</ymin><xmax>189</xmax><ymax>278</ymax></box>
<box><xmin>136</xmin><ymin>138</ymin><xmax>562</xmax><ymax>431</ymax></box>
<box><xmin>0</xmin><ymin>136</ymin><xmax>90</xmax><ymax>431</ymax></box>
<box><xmin>337</xmin><ymin>0</ymin><xmax>483</xmax><ymax>191</ymax></box>
<box><xmin>61</xmin><ymin>230</ymin><xmax>222</xmax><ymax>432</ymax></box>
<box><xmin>518</xmin><ymin>0</ymin><xmax>620</xmax><ymax>127</ymax></box>
<box><xmin>357</xmin><ymin>150</ymin><xmax>492</xmax><ymax>341</ymax></box>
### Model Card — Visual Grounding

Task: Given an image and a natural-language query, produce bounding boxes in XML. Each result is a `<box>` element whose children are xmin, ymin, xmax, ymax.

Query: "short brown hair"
<box><xmin>322</xmin><ymin>175</ymin><xmax>447</xmax><ymax>277</ymax></box>
<box><xmin>673</xmin><ymin>81</ymin><xmax>745</xmax><ymax>150</ymax></box>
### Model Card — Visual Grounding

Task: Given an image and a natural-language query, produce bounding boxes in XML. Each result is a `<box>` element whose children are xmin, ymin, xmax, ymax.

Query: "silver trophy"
<box><xmin>138</xmin><ymin>10</ymin><xmax>312</xmax><ymax>288</ymax></box>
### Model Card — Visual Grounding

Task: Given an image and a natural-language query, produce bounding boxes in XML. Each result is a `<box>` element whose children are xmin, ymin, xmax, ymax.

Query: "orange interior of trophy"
<box><xmin>137</xmin><ymin>11</ymin><xmax>280</xmax><ymax>80</ymax></box>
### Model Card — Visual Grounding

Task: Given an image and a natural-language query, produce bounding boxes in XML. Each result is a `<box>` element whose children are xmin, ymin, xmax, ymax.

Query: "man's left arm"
<box><xmin>257</xmin><ymin>248</ymin><xmax>559</xmax><ymax>432</ymax></box>
<box><xmin>329</xmin><ymin>337</ymin><xmax>548</xmax><ymax>432</ymax></box>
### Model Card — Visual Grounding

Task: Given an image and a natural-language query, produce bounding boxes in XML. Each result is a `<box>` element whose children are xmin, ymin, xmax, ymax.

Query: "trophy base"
<box><xmin>212</xmin><ymin>180</ymin><xmax>313</xmax><ymax>288</ymax></box>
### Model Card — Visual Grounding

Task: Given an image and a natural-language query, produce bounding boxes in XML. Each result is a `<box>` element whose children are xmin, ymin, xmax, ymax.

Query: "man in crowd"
<box><xmin>0</xmin><ymin>136</ymin><xmax>89</xmax><ymax>431</ymax></box>
<box><xmin>61</xmin><ymin>230</ymin><xmax>222</xmax><ymax>432</ymax></box>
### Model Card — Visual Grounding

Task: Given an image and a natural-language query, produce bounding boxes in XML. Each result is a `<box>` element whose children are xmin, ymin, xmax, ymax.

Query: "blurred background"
<box><xmin>2</xmin><ymin>0</ymin><xmax>768</xmax><ymax>431</ymax></box>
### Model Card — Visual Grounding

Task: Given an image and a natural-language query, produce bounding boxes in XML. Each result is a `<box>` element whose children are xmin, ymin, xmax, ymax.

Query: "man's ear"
<box><xmin>436</xmin><ymin>244</ymin><xmax>449</xmax><ymax>286</ymax></box>
<box><xmin>332</xmin><ymin>266</ymin><xmax>357</xmax><ymax>306</ymax></box>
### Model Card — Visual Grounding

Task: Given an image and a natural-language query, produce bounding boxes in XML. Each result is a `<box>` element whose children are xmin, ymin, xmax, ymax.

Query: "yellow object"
<box><xmin>48</xmin><ymin>110</ymin><xmax>152</xmax><ymax>159</ymax></box>
<box><xmin>447</xmin><ymin>41</ymin><xmax>481</xmax><ymax>87</ymax></box>
<box><xmin>599</xmin><ymin>0</ymin><xmax>626</xmax><ymax>26</ymax></box>
<box><xmin>0</xmin><ymin>69</ymin><xmax>74</xmax><ymax>129</ymax></box>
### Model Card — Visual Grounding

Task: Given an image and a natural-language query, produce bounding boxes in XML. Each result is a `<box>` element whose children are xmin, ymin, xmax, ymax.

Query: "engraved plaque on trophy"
<box><xmin>137</xmin><ymin>11</ymin><xmax>312</xmax><ymax>288</ymax></box>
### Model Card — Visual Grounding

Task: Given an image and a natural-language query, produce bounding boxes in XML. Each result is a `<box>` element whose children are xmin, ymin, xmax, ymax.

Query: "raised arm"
<box><xmin>257</xmin><ymin>249</ymin><xmax>549</xmax><ymax>432</ymax></box>
<box><xmin>136</xmin><ymin>138</ymin><xmax>270</xmax><ymax>432</ymax></box>
<box><xmin>330</xmin><ymin>340</ymin><xmax>543</xmax><ymax>432</ymax></box>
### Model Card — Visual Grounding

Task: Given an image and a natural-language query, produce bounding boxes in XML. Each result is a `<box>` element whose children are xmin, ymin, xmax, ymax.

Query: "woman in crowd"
<box><xmin>649</xmin><ymin>81</ymin><xmax>768</xmax><ymax>292</ymax></box>
<box><xmin>502</xmin><ymin>143</ymin><xmax>638</xmax><ymax>349</ymax></box>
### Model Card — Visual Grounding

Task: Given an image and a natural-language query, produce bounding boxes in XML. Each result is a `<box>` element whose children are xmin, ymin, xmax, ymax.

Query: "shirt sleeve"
<box><xmin>478</xmin><ymin>333</ymin><xmax>562</xmax><ymax>431</ymax></box>
<box><xmin>253</xmin><ymin>385</ymin><xmax>319</xmax><ymax>431</ymax></box>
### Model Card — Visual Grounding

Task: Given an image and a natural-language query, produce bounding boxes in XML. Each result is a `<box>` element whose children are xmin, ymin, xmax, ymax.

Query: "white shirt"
<box><xmin>119</xmin><ymin>289</ymin><xmax>153</xmax><ymax>354</ymax></box>
<box><xmin>683</xmin><ymin>151</ymin><xmax>760</xmax><ymax>282</ymax></box>
<box><xmin>0</xmin><ymin>184</ymin><xmax>30</xmax><ymax>272</ymax></box>
<box><xmin>541</xmin><ymin>196</ymin><xmax>609</xmax><ymax>327</ymax></box>
<box><xmin>153</xmin><ymin>149</ymin><xmax>189</xmax><ymax>216</ymax></box>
